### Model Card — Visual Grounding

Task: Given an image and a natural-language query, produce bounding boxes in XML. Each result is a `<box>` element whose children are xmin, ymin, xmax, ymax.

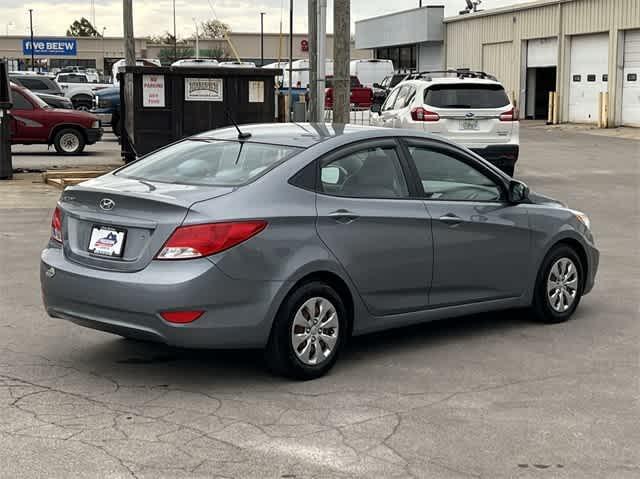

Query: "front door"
<box><xmin>315</xmin><ymin>139</ymin><xmax>433</xmax><ymax>315</ymax></box>
<box><xmin>402</xmin><ymin>139</ymin><xmax>531</xmax><ymax>307</ymax></box>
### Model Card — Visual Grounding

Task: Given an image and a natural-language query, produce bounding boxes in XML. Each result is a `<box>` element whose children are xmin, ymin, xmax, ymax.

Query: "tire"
<box><xmin>530</xmin><ymin>245</ymin><xmax>584</xmax><ymax>324</ymax></box>
<box><xmin>265</xmin><ymin>281</ymin><xmax>348</xmax><ymax>380</ymax></box>
<box><xmin>53</xmin><ymin>128</ymin><xmax>86</xmax><ymax>155</ymax></box>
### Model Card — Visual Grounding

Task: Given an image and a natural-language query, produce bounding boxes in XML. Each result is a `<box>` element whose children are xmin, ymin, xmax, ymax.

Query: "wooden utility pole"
<box><xmin>333</xmin><ymin>0</ymin><xmax>350</xmax><ymax>123</ymax></box>
<box><xmin>123</xmin><ymin>0</ymin><xmax>135</xmax><ymax>66</ymax></box>
<box><xmin>307</xmin><ymin>0</ymin><xmax>318</xmax><ymax>121</ymax></box>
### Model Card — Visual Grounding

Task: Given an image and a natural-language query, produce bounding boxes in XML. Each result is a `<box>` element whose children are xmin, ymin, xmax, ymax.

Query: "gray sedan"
<box><xmin>41</xmin><ymin>123</ymin><xmax>599</xmax><ymax>379</ymax></box>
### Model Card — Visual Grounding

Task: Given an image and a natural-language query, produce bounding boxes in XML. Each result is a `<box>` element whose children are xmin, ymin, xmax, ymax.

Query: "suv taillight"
<box><xmin>499</xmin><ymin>107</ymin><xmax>518</xmax><ymax>121</ymax></box>
<box><xmin>51</xmin><ymin>206</ymin><xmax>62</xmax><ymax>243</ymax></box>
<box><xmin>156</xmin><ymin>221</ymin><xmax>267</xmax><ymax>260</ymax></box>
<box><xmin>410</xmin><ymin>107</ymin><xmax>440</xmax><ymax>122</ymax></box>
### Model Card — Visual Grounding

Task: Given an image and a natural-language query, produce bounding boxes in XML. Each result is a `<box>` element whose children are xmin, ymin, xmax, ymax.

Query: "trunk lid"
<box><xmin>59</xmin><ymin>173</ymin><xmax>234</xmax><ymax>272</ymax></box>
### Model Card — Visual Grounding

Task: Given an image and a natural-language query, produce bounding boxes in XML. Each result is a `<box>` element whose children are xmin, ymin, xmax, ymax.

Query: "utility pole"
<box><xmin>193</xmin><ymin>18</ymin><xmax>199</xmax><ymax>59</ymax></box>
<box><xmin>288</xmin><ymin>0</ymin><xmax>293</xmax><ymax>121</ymax></box>
<box><xmin>333</xmin><ymin>0</ymin><xmax>350</xmax><ymax>123</ymax></box>
<box><xmin>260</xmin><ymin>12</ymin><xmax>265</xmax><ymax>66</ymax></box>
<box><xmin>316</xmin><ymin>0</ymin><xmax>327</xmax><ymax>120</ymax></box>
<box><xmin>29</xmin><ymin>9</ymin><xmax>35</xmax><ymax>72</ymax></box>
<box><xmin>123</xmin><ymin>0</ymin><xmax>135</xmax><ymax>66</ymax></box>
<box><xmin>172</xmin><ymin>0</ymin><xmax>177</xmax><ymax>61</ymax></box>
<box><xmin>101</xmin><ymin>27</ymin><xmax>106</xmax><ymax>74</ymax></box>
<box><xmin>307</xmin><ymin>0</ymin><xmax>317</xmax><ymax>121</ymax></box>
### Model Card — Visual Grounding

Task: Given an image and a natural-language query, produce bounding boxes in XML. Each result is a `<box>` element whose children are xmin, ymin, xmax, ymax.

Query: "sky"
<box><xmin>5</xmin><ymin>0</ymin><xmax>531</xmax><ymax>38</ymax></box>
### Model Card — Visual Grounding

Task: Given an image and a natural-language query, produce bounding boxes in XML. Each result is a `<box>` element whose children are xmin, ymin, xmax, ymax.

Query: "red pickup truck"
<box><xmin>324</xmin><ymin>76</ymin><xmax>373</xmax><ymax>109</ymax></box>
<box><xmin>10</xmin><ymin>83</ymin><xmax>103</xmax><ymax>155</ymax></box>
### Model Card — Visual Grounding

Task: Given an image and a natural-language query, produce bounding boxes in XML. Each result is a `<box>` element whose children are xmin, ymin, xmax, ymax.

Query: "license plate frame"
<box><xmin>460</xmin><ymin>119</ymin><xmax>479</xmax><ymax>130</ymax></box>
<box><xmin>88</xmin><ymin>225</ymin><xmax>127</xmax><ymax>258</ymax></box>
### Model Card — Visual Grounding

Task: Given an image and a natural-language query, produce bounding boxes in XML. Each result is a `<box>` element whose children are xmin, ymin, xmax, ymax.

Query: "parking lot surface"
<box><xmin>0</xmin><ymin>124</ymin><xmax>638</xmax><ymax>478</ymax></box>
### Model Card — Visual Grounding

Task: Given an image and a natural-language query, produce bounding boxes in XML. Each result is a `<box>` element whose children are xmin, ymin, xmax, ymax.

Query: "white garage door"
<box><xmin>528</xmin><ymin>37</ymin><xmax>558</xmax><ymax>68</ymax></box>
<box><xmin>569</xmin><ymin>34</ymin><xmax>609</xmax><ymax>123</ymax></box>
<box><xmin>622</xmin><ymin>30</ymin><xmax>640</xmax><ymax>126</ymax></box>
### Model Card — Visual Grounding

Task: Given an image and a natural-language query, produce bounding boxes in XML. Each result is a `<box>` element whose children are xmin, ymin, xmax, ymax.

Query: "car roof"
<box><xmin>399</xmin><ymin>77</ymin><xmax>504</xmax><ymax>88</ymax></box>
<box><xmin>192</xmin><ymin>122</ymin><xmax>453</xmax><ymax>149</ymax></box>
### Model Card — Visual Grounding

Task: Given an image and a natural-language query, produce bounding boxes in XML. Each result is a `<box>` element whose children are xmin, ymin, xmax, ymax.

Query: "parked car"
<box><xmin>35</xmin><ymin>92</ymin><xmax>74</xmax><ymax>109</ymax></box>
<box><xmin>40</xmin><ymin>123</ymin><xmax>597</xmax><ymax>379</ymax></box>
<box><xmin>54</xmin><ymin>72</ymin><xmax>112</xmax><ymax>111</ymax></box>
<box><xmin>372</xmin><ymin>73</ymin><xmax>409</xmax><ymax>105</ymax></box>
<box><xmin>370</xmin><ymin>70</ymin><xmax>520</xmax><ymax>176</ymax></box>
<box><xmin>9</xmin><ymin>83</ymin><xmax>103</xmax><ymax>155</ymax></box>
<box><xmin>325</xmin><ymin>76</ymin><xmax>373</xmax><ymax>109</ymax></box>
<box><xmin>92</xmin><ymin>86</ymin><xmax>120</xmax><ymax>136</ymax></box>
<box><xmin>171</xmin><ymin>58</ymin><xmax>219</xmax><ymax>68</ymax></box>
<box><xmin>349</xmin><ymin>59</ymin><xmax>394</xmax><ymax>88</ymax></box>
<box><xmin>9</xmin><ymin>74</ymin><xmax>64</xmax><ymax>97</ymax></box>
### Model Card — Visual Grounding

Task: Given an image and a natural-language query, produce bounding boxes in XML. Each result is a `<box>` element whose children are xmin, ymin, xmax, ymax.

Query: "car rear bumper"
<box><xmin>41</xmin><ymin>247</ymin><xmax>283</xmax><ymax>348</ymax></box>
<box><xmin>86</xmin><ymin>127</ymin><xmax>103</xmax><ymax>144</ymax></box>
<box><xmin>470</xmin><ymin>145</ymin><xmax>519</xmax><ymax>172</ymax></box>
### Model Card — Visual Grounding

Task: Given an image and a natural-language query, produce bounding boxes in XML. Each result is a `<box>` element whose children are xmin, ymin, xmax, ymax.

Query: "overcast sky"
<box><xmin>5</xmin><ymin>0</ymin><xmax>530</xmax><ymax>38</ymax></box>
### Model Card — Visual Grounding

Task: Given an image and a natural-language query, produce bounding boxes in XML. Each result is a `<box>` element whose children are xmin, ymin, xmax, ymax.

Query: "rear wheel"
<box><xmin>265</xmin><ymin>282</ymin><xmax>347</xmax><ymax>380</ymax></box>
<box><xmin>53</xmin><ymin>128</ymin><xmax>86</xmax><ymax>155</ymax></box>
<box><xmin>530</xmin><ymin>245</ymin><xmax>583</xmax><ymax>323</ymax></box>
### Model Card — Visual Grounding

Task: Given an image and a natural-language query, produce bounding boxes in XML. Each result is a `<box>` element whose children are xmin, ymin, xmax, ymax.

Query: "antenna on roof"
<box><xmin>460</xmin><ymin>0</ymin><xmax>482</xmax><ymax>14</ymax></box>
<box><xmin>224</xmin><ymin>109</ymin><xmax>252</xmax><ymax>140</ymax></box>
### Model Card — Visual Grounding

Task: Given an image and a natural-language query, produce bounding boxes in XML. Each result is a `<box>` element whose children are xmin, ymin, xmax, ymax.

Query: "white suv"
<box><xmin>371</xmin><ymin>71</ymin><xmax>519</xmax><ymax>176</ymax></box>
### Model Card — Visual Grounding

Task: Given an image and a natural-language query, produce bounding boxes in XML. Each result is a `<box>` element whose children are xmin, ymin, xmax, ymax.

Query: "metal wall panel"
<box><xmin>482</xmin><ymin>42</ymin><xmax>517</xmax><ymax>100</ymax></box>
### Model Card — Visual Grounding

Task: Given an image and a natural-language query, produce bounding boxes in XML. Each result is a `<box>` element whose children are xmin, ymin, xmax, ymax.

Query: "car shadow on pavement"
<box><xmin>74</xmin><ymin>308</ymin><xmax>541</xmax><ymax>384</ymax></box>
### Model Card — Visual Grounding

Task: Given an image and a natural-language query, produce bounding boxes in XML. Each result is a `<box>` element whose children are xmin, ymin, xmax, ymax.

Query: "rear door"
<box><xmin>422</xmin><ymin>83</ymin><xmax>514</xmax><ymax>145</ymax></box>
<box><xmin>376</xmin><ymin>86</ymin><xmax>401</xmax><ymax>127</ymax></box>
<box><xmin>315</xmin><ymin>139</ymin><xmax>433</xmax><ymax>315</ymax></box>
<box><xmin>401</xmin><ymin>138</ymin><xmax>530</xmax><ymax>306</ymax></box>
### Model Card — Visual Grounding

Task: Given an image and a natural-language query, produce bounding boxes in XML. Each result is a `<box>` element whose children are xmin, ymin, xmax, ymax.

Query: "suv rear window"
<box><xmin>118</xmin><ymin>139</ymin><xmax>301</xmax><ymax>186</ymax></box>
<box><xmin>424</xmin><ymin>83</ymin><xmax>510</xmax><ymax>109</ymax></box>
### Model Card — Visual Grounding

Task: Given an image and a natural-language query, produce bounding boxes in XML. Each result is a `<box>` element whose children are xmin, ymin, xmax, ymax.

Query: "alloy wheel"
<box><xmin>546</xmin><ymin>257</ymin><xmax>579</xmax><ymax>313</ymax></box>
<box><xmin>59</xmin><ymin>133</ymin><xmax>80</xmax><ymax>153</ymax></box>
<box><xmin>291</xmin><ymin>297</ymin><xmax>339</xmax><ymax>366</ymax></box>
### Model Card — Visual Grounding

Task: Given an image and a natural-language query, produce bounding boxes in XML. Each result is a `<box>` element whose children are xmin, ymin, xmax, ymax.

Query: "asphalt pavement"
<box><xmin>0</xmin><ymin>124</ymin><xmax>638</xmax><ymax>478</ymax></box>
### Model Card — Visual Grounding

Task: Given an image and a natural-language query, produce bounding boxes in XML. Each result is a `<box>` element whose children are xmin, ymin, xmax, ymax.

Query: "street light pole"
<box><xmin>193</xmin><ymin>18</ymin><xmax>199</xmax><ymax>59</ymax></box>
<box><xmin>260</xmin><ymin>12</ymin><xmax>265</xmax><ymax>66</ymax></box>
<box><xmin>288</xmin><ymin>0</ymin><xmax>293</xmax><ymax>120</ymax></box>
<box><xmin>101</xmin><ymin>27</ymin><xmax>106</xmax><ymax>74</ymax></box>
<box><xmin>172</xmin><ymin>0</ymin><xmax>177</xmax><ymax>61</ymax></box>
<box><xmin>29</xmin><ymin>9</ymin><xmax>35</xmax><ymax>72</ymax></box>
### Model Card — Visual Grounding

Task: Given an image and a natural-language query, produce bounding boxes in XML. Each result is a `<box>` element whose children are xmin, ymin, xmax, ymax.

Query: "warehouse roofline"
<box><xmin>444</xmin><ymin>0</ymin><xmax>576</xmax><ymax>23</ymax></box>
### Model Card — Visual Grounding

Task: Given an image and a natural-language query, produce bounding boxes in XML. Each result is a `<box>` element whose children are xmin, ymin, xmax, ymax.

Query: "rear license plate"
<box><xmin>461</xmin><ymin>119</ymin><xmax>479</xmax><ymax>130</ymax></box>
<box><xmin>88</xmin><ymin>225</ymin><xmax>126</xmax><ymax>257</ymax></box>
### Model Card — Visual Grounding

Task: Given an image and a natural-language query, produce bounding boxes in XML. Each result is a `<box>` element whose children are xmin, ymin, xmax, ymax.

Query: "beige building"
<box><xmin>0</xmin><ymin>32</ymin><xmax>371</xmax><ymax>74</ymax></box>
<box><xmin>444</xmin><ymin>0</ymin><xmax>640</xmax><ymax>126</ymax></box>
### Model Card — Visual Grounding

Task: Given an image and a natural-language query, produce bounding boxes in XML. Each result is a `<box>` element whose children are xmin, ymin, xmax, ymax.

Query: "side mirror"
<box><xmin>370</xmin><ymin>103</ymin><xmax>381</xmax><ymax>114</ymax></box>
<box><xmin>508</xmin><ymin>180</ymin><xmax>529</xmax><ymax>203</ymax></box>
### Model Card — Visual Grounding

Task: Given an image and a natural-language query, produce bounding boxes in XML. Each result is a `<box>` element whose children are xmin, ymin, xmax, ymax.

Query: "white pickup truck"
<box><xmin>54</xmin><ymin>72</ymin><xmax>112</xmax><ymax>111</ymax></box>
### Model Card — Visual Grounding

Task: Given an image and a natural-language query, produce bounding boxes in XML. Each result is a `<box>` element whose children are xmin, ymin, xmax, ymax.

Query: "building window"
<box><xmin>628</xmin><ymin>73</ymin><xmax>638</xmax><ymax>82</ymax></box>
<box><xmin>587</xmin><ymin>74</ymin><xmax>596</xmax><ymax>82</ymax></box>
<box><xmin>602</xmin><ymin>74</ymin><xmax>608</xmax><ymax>82</ymax></box>
<box><xmin>572</xmin><ymin>75</ymin><xmax>581</xmax><ymax>82</ymax></box>
<box><xmin>375</xmin><ymin>45</ymin><xmax>416</xmax><ymax>72</ymax></box>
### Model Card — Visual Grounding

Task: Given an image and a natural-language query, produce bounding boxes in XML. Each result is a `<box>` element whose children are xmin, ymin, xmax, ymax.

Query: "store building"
<box><xmin>0</xmin><ymin>33</ymin><xmax>371</xmax><ymax>77</ymax></box>
<box><xmin>445</xmin><ymin>0</ymin><xmax>640</xmax><ymax>126</ymax></box>
<box><xmin>355</xmin><ymin>6</ymin><xmax>445</xmax><ymax>72</ymax></box>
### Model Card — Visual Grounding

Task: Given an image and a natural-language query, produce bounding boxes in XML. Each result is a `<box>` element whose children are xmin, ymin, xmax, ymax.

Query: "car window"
<box><xmin>118</xmin><ymin>139</ymin><xmax>301</xmax><ymax>186</ymax></box>
<box><xmin>320</xmin><ymin>146</ymin><xmax>408</xmax><ymax>198</ymax></box>
<box><xmin>58</xmin><ymin>74</ymin><xmax>87</xmax><ymax>83</ymax></box>
<box><xmin>11</xmin><ymin>91</ymin><xmax>34</xmax><ymax>110</ymax></box>
<box><xmin>407</xmin><ymin>145</ymin><xmax>503</xmax><ymax>202</ymax></box>
<box><xmin>17</xmin><ymin>78</ymin><xmax>48</xmax><ymax>91</ymax></box>
<box><xmin>381</xmin><ymin>87</ymin><xmax>400</xmax><ymax>112</ymax></box>
<box><xmin>394</xmin><ymin>85</ymin><xmax>415</xmax><ymax>109</ymax></box>
<box><xmin>424</xmin><ymin>83</ymin><xmax>510</xmax><ymax>109</ymax></box>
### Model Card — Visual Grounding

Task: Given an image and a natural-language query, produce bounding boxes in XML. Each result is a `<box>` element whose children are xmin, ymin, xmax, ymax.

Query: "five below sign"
<box><xmin>23</xmin><ymin>38</ymin><xmax>78</xmax><ymax>56</ymax></box>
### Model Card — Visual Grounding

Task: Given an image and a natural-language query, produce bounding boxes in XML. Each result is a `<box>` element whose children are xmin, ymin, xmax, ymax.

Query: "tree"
<box><xmin>147</xmin><ymin>32</ymin><xmax>183</xmax><ymax>45</ymax></box>
<box><xmin>200</xmin><ymin>19</ymin><xmax>230</xmax><ymax>39</ymax></box>
<box><xmin>66</xmin><ymin>17</ymin><xmax>101</xmax><ymax>37</ymax></box>
<box><xmin>158</xmin><ymin>46</ymin><xmax>194</xmax><ymax>65</ymax></box>
<box><xmin>200</xmin><ymin>47</ymin><xmax>229</xmax><ymax>61</ymax></box>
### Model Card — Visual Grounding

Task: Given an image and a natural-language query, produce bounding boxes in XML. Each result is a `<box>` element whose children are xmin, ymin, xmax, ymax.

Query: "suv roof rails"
<box><xmin>403</xmin><ymin>69</ymin><xmax>498</xmax><ymax>82</ymax></box>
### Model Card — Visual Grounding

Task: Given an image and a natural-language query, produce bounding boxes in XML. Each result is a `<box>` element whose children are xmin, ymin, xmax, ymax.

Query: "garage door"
<box><xmin>569</xmin><ymin>34</ymin><xmax>609</xmax><ymax>123</ymax></box>
<box><xmin>482</xmin><ymin>42</ymin><xmax>516</xmax><ymax>101</ymax></box>
<box><xmin>622</xmin><ymin>30</ymin><xmax>640</xmax><ymax>126</ymax></box>
<box><xmin>527</xmin><ymin>37</ymin><xmax>558</xmax><ymax>68</ymax></box>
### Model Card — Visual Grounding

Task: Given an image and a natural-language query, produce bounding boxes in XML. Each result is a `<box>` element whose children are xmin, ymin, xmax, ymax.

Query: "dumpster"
<box><xmin>119</xmin><ymin>65</ymin><xmax>279</xmax><ymax>162</ymax></box>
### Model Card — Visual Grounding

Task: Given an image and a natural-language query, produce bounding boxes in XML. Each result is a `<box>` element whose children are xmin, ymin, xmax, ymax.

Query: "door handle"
<box><xmin>329</xmin><ymin>209</ymin><xmax>359</xmax><ymax>224</ymax></box>
<box><xmin>439</xmin><ymin>214</ymin><xmax>463</xmax><ymax>225</ymax></box>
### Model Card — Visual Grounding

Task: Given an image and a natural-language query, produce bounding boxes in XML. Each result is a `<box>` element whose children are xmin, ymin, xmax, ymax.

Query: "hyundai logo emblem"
<box><xmin>465</xmin><ymin>112</ymin><xmax>475</xmax><ymax>118</ymax></box>
<box><xmin>99</xmin><ymin>198</ymin><xmax>115</xmax><ymax>211</ymax></box>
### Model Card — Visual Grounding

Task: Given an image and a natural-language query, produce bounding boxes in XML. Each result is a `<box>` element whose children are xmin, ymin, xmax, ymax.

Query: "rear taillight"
<box><xmin>51</xmin><ymin>206</ymin><xmax>62</xmax><ymax>243</ymax></box>
<box><xmin>410</xmin><ymin>107</ymin><xmax>440</xmax><ymax>122</ymax></box>
<box><xmin>161</xmin><ymin>310</ymin><xmax>204</xmax><ymax>324</ymax></box>
<box><xmin>499</xmin><ymin>107</ymin><xmax>518</xmax><ymax>121</ymax></box>
<box><xmin>156</xmin><ymin>220</ymin><xmax>267</xmax><ymax>260</ymax></box>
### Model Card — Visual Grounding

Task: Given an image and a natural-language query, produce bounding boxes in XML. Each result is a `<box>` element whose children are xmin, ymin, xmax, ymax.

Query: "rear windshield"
<box><xmin>117</xmin><ymin>139</ymin><xmax>301</xmax><ymax>186</ymax></box>
<box><xmin>424</xmin><ymin>83</ymin><xmax>510</xmax><ymax>109</ymax></box>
